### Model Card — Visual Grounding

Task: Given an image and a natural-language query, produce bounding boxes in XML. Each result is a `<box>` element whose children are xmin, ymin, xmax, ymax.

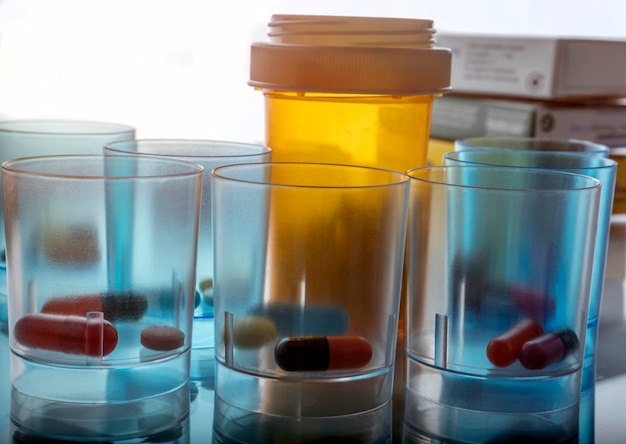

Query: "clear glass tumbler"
<box><xmin>0</xmin><ymin>120</ymin><xmax>136</xmax><ymax>264</ymax></box>
<box><xmin>3</xmin><ymin>154</ymin><xmax>202</xmax><ymax>441</ymax></box>
<box><xmin>212</xmin><ymin>162</ymin><xmax>409</xmax><ymax>418</ymax></box>
<box><xmin>104</xmin><ymin>139</ymin><xmax>271</xmax><ymax>380</ymax></box>
<box><xmin>0</xmin><ymin>120</ymin><xmax>135</xmax><ymax>328</ymax></box>
<box><xmin>404</xmin><ymin>165</ymin><xmax>601</xmax><ymax>443</ymax></box>
<box><xmin>447</xmin><ymin>140</ymin><xmax>616</xmax><ymax>443</ymax></box>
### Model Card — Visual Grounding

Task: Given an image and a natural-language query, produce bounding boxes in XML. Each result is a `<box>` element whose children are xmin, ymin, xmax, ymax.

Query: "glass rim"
<box><xmin>211</xmin><ymin>161</ymin><xmax>409</xmax><ymax>189</ymax></box>
<box><xmin>104</xmin><ymin>139</ymin><xmax>271</xmax><ymax>159</ymax></box>
<box><xmin>455</xmin><ymin>136</ymin><xmax>609</xmax><ymax>154</ymax></box>
<box><xmin>444</xmin><ymin>149</ymin><xmax>617</xmax><ymax>171</ymax></box>
<box><xmin>1</xmin><ymin>154</ymin><xmax>204</xmax><ymax>180</ymax></box>
<box><xmin>406</xmin><ymin>164</ymin><xmax>602</xmax><ymax>192</ymax></box>
<box><xmin>0</xmin><ymin>119</ymin><xmax>136</xmax><ymax>136</ymax></box>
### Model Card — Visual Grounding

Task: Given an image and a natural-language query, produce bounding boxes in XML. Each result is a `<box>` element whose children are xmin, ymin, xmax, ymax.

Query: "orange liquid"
<box><xmin>262</xmin><ymin>91</ymin><xmax>433</xmax><ymax>334</ymax></box>
<box><xmin>263</xmin><ymin>91</ymin><xmax>434</xmax><ymax>171</ymax></box>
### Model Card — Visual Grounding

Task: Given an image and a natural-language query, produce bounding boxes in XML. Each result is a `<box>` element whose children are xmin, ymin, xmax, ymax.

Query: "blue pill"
<box><xmin>249</xmin><ymin>303</ymin><xmax>349</xmax><ymax>336</ymax></box>
<box><xmin>194</xmin><ymin>290</ymin><xmax>201</xmax><ymax>308</ymax></box>
<box><xmin>0</xmin><ymin>296</ymin><xmax>7</xmax><ymax>324</ymax></box>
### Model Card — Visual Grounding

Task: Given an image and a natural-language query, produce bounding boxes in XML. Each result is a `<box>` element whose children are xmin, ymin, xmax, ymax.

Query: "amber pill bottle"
<box><xmin>249</xmin><ymin>14</ymin><xmax>452</xmax><ymax>172</ymax></box>
<box><xmin>249</xmin><ymin>14</ymin><xmax>451</xmax><ymax>340</ymax></box>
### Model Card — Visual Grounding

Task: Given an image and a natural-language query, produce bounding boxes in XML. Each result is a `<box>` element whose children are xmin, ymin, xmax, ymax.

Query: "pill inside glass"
<box><xmin>2</xmin><ymin>155</ymin><xmax>202</xmax><ymax>430</ymax></box>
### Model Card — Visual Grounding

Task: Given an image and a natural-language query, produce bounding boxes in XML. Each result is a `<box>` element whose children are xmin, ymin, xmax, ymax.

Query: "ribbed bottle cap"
<box><xmin>249</xmin><ymin>14</ymin><xmax>451</xmax><ymax>94</ymax></box>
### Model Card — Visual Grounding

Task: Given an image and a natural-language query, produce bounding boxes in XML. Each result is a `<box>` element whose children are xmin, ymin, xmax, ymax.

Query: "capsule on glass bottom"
<box><xmin>41</xmin><ymin>290</ymin><xmax>148</xmax><ymax>322</ymax></box>
<box><xmin>13</xmin><ymin>313</ymin><xmax>118</xmax><ymax>356</ymax></box>
<box><xmin>519</xmin><ymin>328</ymin><xmax>579</xmax><ymax>370</ymax></box>
<box><xmin>486</xmin><ymin>319</ymin><xmax>544</xmax><ymax>367</ymax></box>
<box><xmin>274</xmin><ymin>335</ymin><xmax>372</xmax><ymax>372</ymax></box>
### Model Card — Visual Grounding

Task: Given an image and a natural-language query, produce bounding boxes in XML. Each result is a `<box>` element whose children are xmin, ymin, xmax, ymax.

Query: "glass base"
<box><xmin>402</xmin><ymin>387</ymin><xmax>579</xmax><ymax>444</ymax></box>
<box><xmin>10</xmin><ymin>384</ymin><xmax>190</xmax><ymax>441</ymax></box>
<box><xmin>216</xmin><ymin>360</ymin><xmax>393</xmax><ymax>418</ymax></box>
<box><xmin>213</xmin><ymin>394</ymin><xmax>392</xmax><ymax>443</ymax></box>
<box><xmin>403</xmin><ymin>357</ymin><xmax>580</xmax><ymax>443</ymax></box>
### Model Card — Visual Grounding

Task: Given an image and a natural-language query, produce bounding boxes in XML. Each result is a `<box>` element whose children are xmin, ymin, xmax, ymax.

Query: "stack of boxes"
<box><xmin>427</xmin><ymin>32</ymin><xmax>626</xmax><ymax>166</ymax></box>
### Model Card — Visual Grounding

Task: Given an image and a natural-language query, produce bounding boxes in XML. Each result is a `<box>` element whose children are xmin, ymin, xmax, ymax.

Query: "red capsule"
<box><xmin>274</xmin><ymin>336</ymin><xmax>373</xmax><ymax>372</ymax></box>
<box><xmin>13</xmin><ymin>313</ymin><xmax>118</xmax><ymax>356</ymax></box>
<box><xmin>519</xmin><ymin>329</ymin><xmax>579</xmax><ymax>370</ymax></box>
<box><xmin>486</xmin><ymin>319</ymin><xmax>544</xmax><ymax>367</ymax></box>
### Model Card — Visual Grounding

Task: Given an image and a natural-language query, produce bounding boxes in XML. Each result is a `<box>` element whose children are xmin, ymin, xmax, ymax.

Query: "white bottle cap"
<box><xmin>249</xmin><ymin>14</ymin><xmax>452</xmax><ymax>95</ymax></box>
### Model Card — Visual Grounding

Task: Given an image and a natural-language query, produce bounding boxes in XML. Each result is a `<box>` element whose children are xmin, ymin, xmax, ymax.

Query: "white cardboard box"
<box><xmin>436</xmin><ymin>33</ymin><xmax>626</xmax><ymax>100</ymax></box>
<box><xmin>430</xmin><ymin>94</ymin><xmax>626</xmax><ymax>146</ymax></box>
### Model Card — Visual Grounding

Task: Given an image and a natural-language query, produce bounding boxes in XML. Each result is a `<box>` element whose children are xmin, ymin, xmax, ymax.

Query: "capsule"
<box><xmin>274</xmin><ymin>336</ymin><xmax>372</xmax><ymax>372</ymax></box>
<box><xmin>41</xmin><ymin>290</ymin><xmax>148</xmax><ymax>322</ymax></box>
<box><xmin>519</xmin><ymin>328</ymin><xmax>579</xmax><ymax>370</ymax></box>
<box><xmin>13</xmin><ymin>313</ymin><xmax>118</xmax><ymax>356</ymax></box>
<box><xmin>486</xmin><ymin>319</ymin><xmax>544</xmax><ymax>367</ymax></box>
<box><xmin>250</xmin><ymin>303</ymin><xmax>349</xmax><ymax>336</ymax></box>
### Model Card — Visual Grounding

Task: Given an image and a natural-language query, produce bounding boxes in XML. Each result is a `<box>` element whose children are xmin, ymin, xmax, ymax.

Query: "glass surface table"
<box><xmin>2</xmin><ymin>219</ymin><xmax>626</xmax><ymax>442</ymax></box>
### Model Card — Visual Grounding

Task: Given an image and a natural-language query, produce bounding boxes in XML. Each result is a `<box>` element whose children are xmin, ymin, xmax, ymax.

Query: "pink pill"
<box><xmin>140</xmin><ymin>325</ymin><xmax>185</xmax><ymax>351</ymax></box>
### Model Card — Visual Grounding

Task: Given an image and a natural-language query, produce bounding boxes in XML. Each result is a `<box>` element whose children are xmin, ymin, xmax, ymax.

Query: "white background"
<box><xmin>0</xmin><ymin>0</ymin><xmax>625</xmax><ymax>142</ymax></box>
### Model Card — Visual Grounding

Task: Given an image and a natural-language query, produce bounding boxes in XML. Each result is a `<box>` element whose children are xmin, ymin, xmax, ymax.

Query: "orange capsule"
<box><xmin>486</xmin><ymin>319</ymin><xmax>544</xmax><ymax>367</ymax></box>
<box><xmin>274</xmin><ymin>335</ymin><xmax>373</xmax><ymax>372</ymax></box>
<box><xmin>13</xmin><ymin>313</ymin><xmax>118</xmax><ymax>357</ymax></box>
